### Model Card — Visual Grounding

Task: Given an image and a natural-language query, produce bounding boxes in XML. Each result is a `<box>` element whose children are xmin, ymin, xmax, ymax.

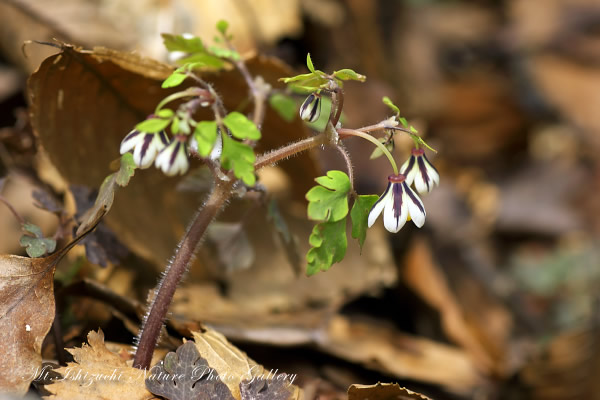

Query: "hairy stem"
<box><xmin>133</xmin><ymin>179</ymin><xmax>234</xmax><ymax>369</ymax></box>
<box><xmin>334</xmin><ymin>144</ymin><xmax>354</xmax><ymax>193</ymax></box>
<box><xmin>254</xmin><ymin>134</ymin><xmax>325</xmax><ymax>170</ymax></box>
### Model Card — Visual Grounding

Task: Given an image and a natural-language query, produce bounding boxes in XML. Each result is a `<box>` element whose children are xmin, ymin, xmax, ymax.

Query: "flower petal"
<box><xmin>403</xmin><ymin>182</ymin><xmax>426</xmax><ymax>227</ymax></box>
<box><xmin>383</xmin><ymin>183</ymin><xmax>407</xmax><ymax>233</ymax></box>
<box><xmin>401</xmin><ymin>155</ymin><xmax>417</xmax><ymax>186</ymax></box>
<box><xmin>133</xmin><ymin>134</ymin><xmax>156</xmax><ymax>168</ymax></box>
<box><xmin>368</xmin><ymin>183</ymin><xmax>392</xmax><ymax>228</ymax></box>
<box><xmin>119</xmin><ymin>130</ymin><xmax>143</xmax><ymax>154</ymax></box>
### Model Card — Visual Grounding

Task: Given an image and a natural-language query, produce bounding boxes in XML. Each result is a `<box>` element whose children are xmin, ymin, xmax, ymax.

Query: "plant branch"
<box><xmin>334</xmin><ymin>143</ymin><xmax>355</xmax><ymax>195</ymax></box>
<box><xmin>254</xmin><ymin>134</ymin><xmax>326</xmax><ymax>170</ymax></box>
<box><xmin>0</xmin><ymin>195</ymin><xmax>25</xmax><ymax>225</ymax></box>
<box><xmin>338</xmin><ymin>128</ymin><xmax>399</xmax><ymax>175</ymax></box>
<box><xmin>133</xmin><ymin>178</ymin><xmax>234</xmax><ymax>369</ymax></box>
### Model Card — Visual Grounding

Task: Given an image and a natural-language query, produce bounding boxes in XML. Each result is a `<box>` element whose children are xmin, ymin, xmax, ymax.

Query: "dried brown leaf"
<box><xmin>145</xmin><ymin>341</ymin><xmax>234</xmax><ymax>400</ymax></box>
<box><xmin>0</xmin><ymin>206</ymin><xmax>103</xmax><ymax>395</ymax></box>
<box><xmin>348</xmin><ymin>383</ymin><xmax>432</xmax><ymax>400</ymax></box>
<box><xmin>192</xmin><ymin>330</ymin><xmax>263</xmax><ymax>400</ymax></box>
<box><xmin>319</xmin><ymin>316</ymin><xmax>482</xmax><ymax>394</ymax></box>
<box><xmin>28</xmin><ymin>44</ymin><xmax>317</xmax><ymax>273</ymax></box>
<box><xmin>403</xmin><ymin>238</ymin><xmax>495</xmax><ymax>374</ymax></box>
<box><xmin>44</xmin><ymin>330</ymin><xmax>155</xmax><ymax>400</ymax></box>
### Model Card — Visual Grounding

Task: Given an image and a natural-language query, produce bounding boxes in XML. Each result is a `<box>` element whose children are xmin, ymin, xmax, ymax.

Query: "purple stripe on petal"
<box><xmin>403</xmin><ymin>182</ymin><xmax>425</xmax><ymax>214</ymax></box>
<box><xmin>169</xmin><ymin>142</ymin><xmax>180</xmax><ymax>167</ymax></box>
<box><xmin>402</xmin><ymin>155</ymin><xmax>416</xmax><ymax>175</ymax></box>
<box><xmin>392</xmin><ymin>182</ymin><xmax>404</xmax><ymax>221</ymax></box>
<box><xmin>417</xmin><ymin>156</ymin><xmax>430</xmax><ymax>191</ymax></box>
<box><xmin>139</xmin><ymin>134</ymin><xmax>153</xmax><ymax>161</ymax></box>
<box><xmin>123</xmin><ymin>130</ymin><xmax>141</xmax><ymax>142</ymax></box>
<box><xmin>423</xmin><ymin>154</ymin><xmax>439</xmax><ymax>174</ymax></box>
<box><xmin>157</xmin><ymin>130</ymin><xmax>169</xmax><ymax>146</ymax></box>
<box><xmin>370</xmin><ymin>182</ymin><xmax>392</xmax><ymax>213</ymax></box>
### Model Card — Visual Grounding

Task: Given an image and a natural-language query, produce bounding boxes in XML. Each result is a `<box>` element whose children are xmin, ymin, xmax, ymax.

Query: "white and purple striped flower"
<box><xmin>155</xmin><ymin>136</ymin><xmax>189</xmax><ymax>176</ymax></box>
<box><xmin>120</xmin><ymin>129</ymin><xmax>169</xmax><ymax>169</ymax></box>
<box><xmin>400</xmin><ymin>148</ymin><xmax>439</xmax><ymax>195</ymax></box>
<box><xmin>368</xmin><ymin>174</ymin><xmax>426</xmax><ymax>233</ymax></box>
<box><xmin>299</xmin><ymin>93</ymin><xmax>321</xmax><ymax>122</ymax></box>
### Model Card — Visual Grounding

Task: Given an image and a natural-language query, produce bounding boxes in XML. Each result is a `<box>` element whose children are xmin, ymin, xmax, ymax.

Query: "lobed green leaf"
<box><xmin>306</xmin><ymin>219</ymin><xmax>347</xmax><ymax>275</ymax></box>
<box><xmin>221</xmin><ymin>135</ymin><xmax>256</xmax><ymax>186</ymax></box>
<box><xmin>178</xmin><ymin>53</ymin><xmax>226</xmax><ymax>69</ymax></box>
<box><xmin>216</xmin><ymin>20</ymin><xmax>229</xmax><ymax>35</ymax></box>
<box><xmin>306</xmin><ymin>170</ymin><xmax>351</xmax><ymax>222</ymax></box>
<box><xmin>194</xmin><ymin>121</ymin><xmax>218</xmax><ymax>157</ymax></box>
<box><xmin>209</xmin><ymin>46</ymin><xmax>240</xmax><ymax>61</ymax></box>
<box><xmin>223</xmin><ymin>112</ymin><xmax>261</xmax><ymax>141</ymax></box>
<box><xmin>115</xmin><ymin>153</ymin><xmax>136</xmax><ymax>187</ymax></box>
<box><xmin>350</xmin><ymin>195</ymin><xmax>379</xmax><ymax>251</ymax></box>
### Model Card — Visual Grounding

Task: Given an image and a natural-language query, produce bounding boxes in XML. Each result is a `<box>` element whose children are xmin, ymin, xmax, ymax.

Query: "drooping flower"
<box><xmin>120</xmin><ymin>129</ymin><xmax>169</xmax><ymax>169</ymax></box>
<box><xmin>368</xmin><ymin>174</ymin><xmax>426</xmax><ymax>233</ymax></box>
<box><xmin>155</xmin><ymin>136</ymin><xmax>189</xmax><ymax>176</ymax></box>
<box><xmin>400</xmin><ymin>148</ymin><xmax>439</xmax><ymax>195</ymax></box>
<box><xmin>299</xmin><ymin>93</ymin><xmax>321</xmax><ymax>122</ymax></box>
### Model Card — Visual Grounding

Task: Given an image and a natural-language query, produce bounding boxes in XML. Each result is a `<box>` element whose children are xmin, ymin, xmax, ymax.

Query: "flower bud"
<box><xmin>299</xmin><ymin>93</ymin><xmax>321</xmax><ymax>122</ymax></box>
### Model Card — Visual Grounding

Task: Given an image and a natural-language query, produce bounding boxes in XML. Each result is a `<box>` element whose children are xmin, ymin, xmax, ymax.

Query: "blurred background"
<box><xmin>1</xmin><ymin>0</ymin><xmax>600</xmax><ymax>399</ymax></box>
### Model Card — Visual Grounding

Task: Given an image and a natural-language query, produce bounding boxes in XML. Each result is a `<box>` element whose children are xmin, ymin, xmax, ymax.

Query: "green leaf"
<box><xmin>398</xmin><ymin>117</ymin><xmax>408</xmax><ymax>128</ymax></box>
<box><xmin>216</xmin><ymin>20</ymin><xmax>229</xmax><ymax>35</ymax></box>
<box><xmin>171</xmin><ymin>116</ymin><xmax>180</xmax><ymax>134</ymax></box>
<box><xmin>156</xmin><ymin>109</ymin><xmax>174</xmax><ymax>118</ymax></box>
<box><xmin>350</xmin><ymin>195</ymin><xmax>379</xmax><ymax>251</ymax></box>
<box><xmin>409</xmin><ymin>125</ymin><xmax>418</xmax><ymax>134</ymax></box>
<box><xmin>135</xmin><ymin>117</ymin><xmax>170</xmax><ymax>133</ymax></box>
<box><xmin>333</xmin><ymin>68</ymin><xmax>366</xmax><ymax>82</ymax></box>
<box><xmin>306</xmin><ymin>53</ymin><xmax>315</xmax><ymax>73</ymax></box>
<box><xmin>162</xmin><ymin>72</ymin><xmax>187</xmax><ymax>88</ymax></box>
<box><xmin>115</xmin><ymin>153</ymin><xmax>136</xmax><ymax>187</ymax></box>
<box><xmin>369</xmin><ymin>136</ymin><xmax>394</xmax><ymax>160</ymax></box>
<box><xmin>209</xmin><ymin>46</ymin><xmax>240</xmax><ymax>61</ymax></box>
<box><xmin>223</xmin><ymin>112</ymin><xmax>261</xmax><ymax>140</ymax></box>
<box><xmin>382</xmin><ymin>96</ymin><xmax>400</xmax><ymax>115</ymax></box>
<box><xmin>306</xmin><ymin>170</ymin><xmax>351</xmax><ymax>222</ymax></box>
<box><xmin>268</xmin><ymin>93</ymin><xmax>296</xmax><ymax>122</ymax></box>
<box><xmin>280</xmin><ymin>72</ymin><xmax>316</xmax><ymax>84</ymax></box>
<box><xmin>19</xmin><ymin>235</ymin><xmax>56</xmax><ymax>258</ymax></box>
<box><xmin>20</xmin><ymin>222</ymin><xmax>56</xmax><ymax>258</ymax></box>
<box><xmin>22</xmin><ymin>222</ymin><xmax>42</xmax><ymax>238</ymax></box>
<box><xmin>306</xmin><ymin>219</ymin><xmax>347</xmax><ymax>275</ymax></box>
<box><xmin>178</xmin><ymin>53</ymin><xmax>226</xmax><ymax>69</ymax></box>
<box><xmin>221</xmin><ymin>135</ymin><xmax>256</xmax><ymax>186</ymax></box>
<box><xmin>162</xmin><ymin>33</ymin><xmax>205</xmax><ymax>53</ymax></box>
<box><xmin>194</xmin><ymin>121</ymin><xmax>218</xmax><ymax>157</ymax></box>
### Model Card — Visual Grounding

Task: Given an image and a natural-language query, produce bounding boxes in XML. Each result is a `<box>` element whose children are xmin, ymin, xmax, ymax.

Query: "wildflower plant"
<box><xmin>106</xmin><ymin>20</ymin><xmax>440</xmax><ymax>369</ymax></box>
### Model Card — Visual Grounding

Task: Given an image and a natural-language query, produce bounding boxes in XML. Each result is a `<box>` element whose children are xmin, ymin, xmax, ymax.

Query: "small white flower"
<box><xmin>400</xmin><ymin>148</ymin><xmax>439</xmax><ymax>195</ymax></box>
<box><xmin>299</xmin><ymin>93</ymin><xmax>321</xmax><ymax>122</ymax></box>
<box><xmin>155</xmin><ymin>136</ymin><xmax>189</xmax><ymax>176</ymax></box>
<box><xmin>120</xmin><ymin>129</ymin><xmax>169</xmax><ymax>169</ymax></box>
<box><xmin>368</xmin><ymin>174</ymin><xmax>426</xmax><ymax>233</ymax></box>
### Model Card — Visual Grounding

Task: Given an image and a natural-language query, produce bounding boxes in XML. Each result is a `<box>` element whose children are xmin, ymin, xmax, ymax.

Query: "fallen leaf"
<box><xmin>0</xmin><ymin>211</ymin><xmax>104</xmax><ymax>395</ymax></box>
<box><xmin>347</xmin><ymin>383</ymin><xmax>432</xmax><ymax>400</ymax></box>
<box><xmin>28</xmin><ymin>44</ymin><xmax>318</xmax><ymax>272</ymax></box>
<box><xmin>44</xmin><ymin>330</ymin><xmax>156</xmax><ymax>400</ymax></box>
<box><xmin>403</xmin><ymin>238</ymin><xmax>496</xmax><ymax>374</ymax></box>
<box><xmin>145</xmin><ymin>341</ymin><xmax>234</xmax><ymax>400</ymax></box>
<box><xmin>240</xmin><ymin>377</ymin><xmax>298</xmax><ymax>400</ymax></box>
<box><xmin>318</xmin><ymin>316</ymin><xmax>483</xmax><ymax>394</ymax></box>
<box><xmin>192</xmin><ymin>330</ymin><xmax>263</xmax><ymax>400</ymax></box>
